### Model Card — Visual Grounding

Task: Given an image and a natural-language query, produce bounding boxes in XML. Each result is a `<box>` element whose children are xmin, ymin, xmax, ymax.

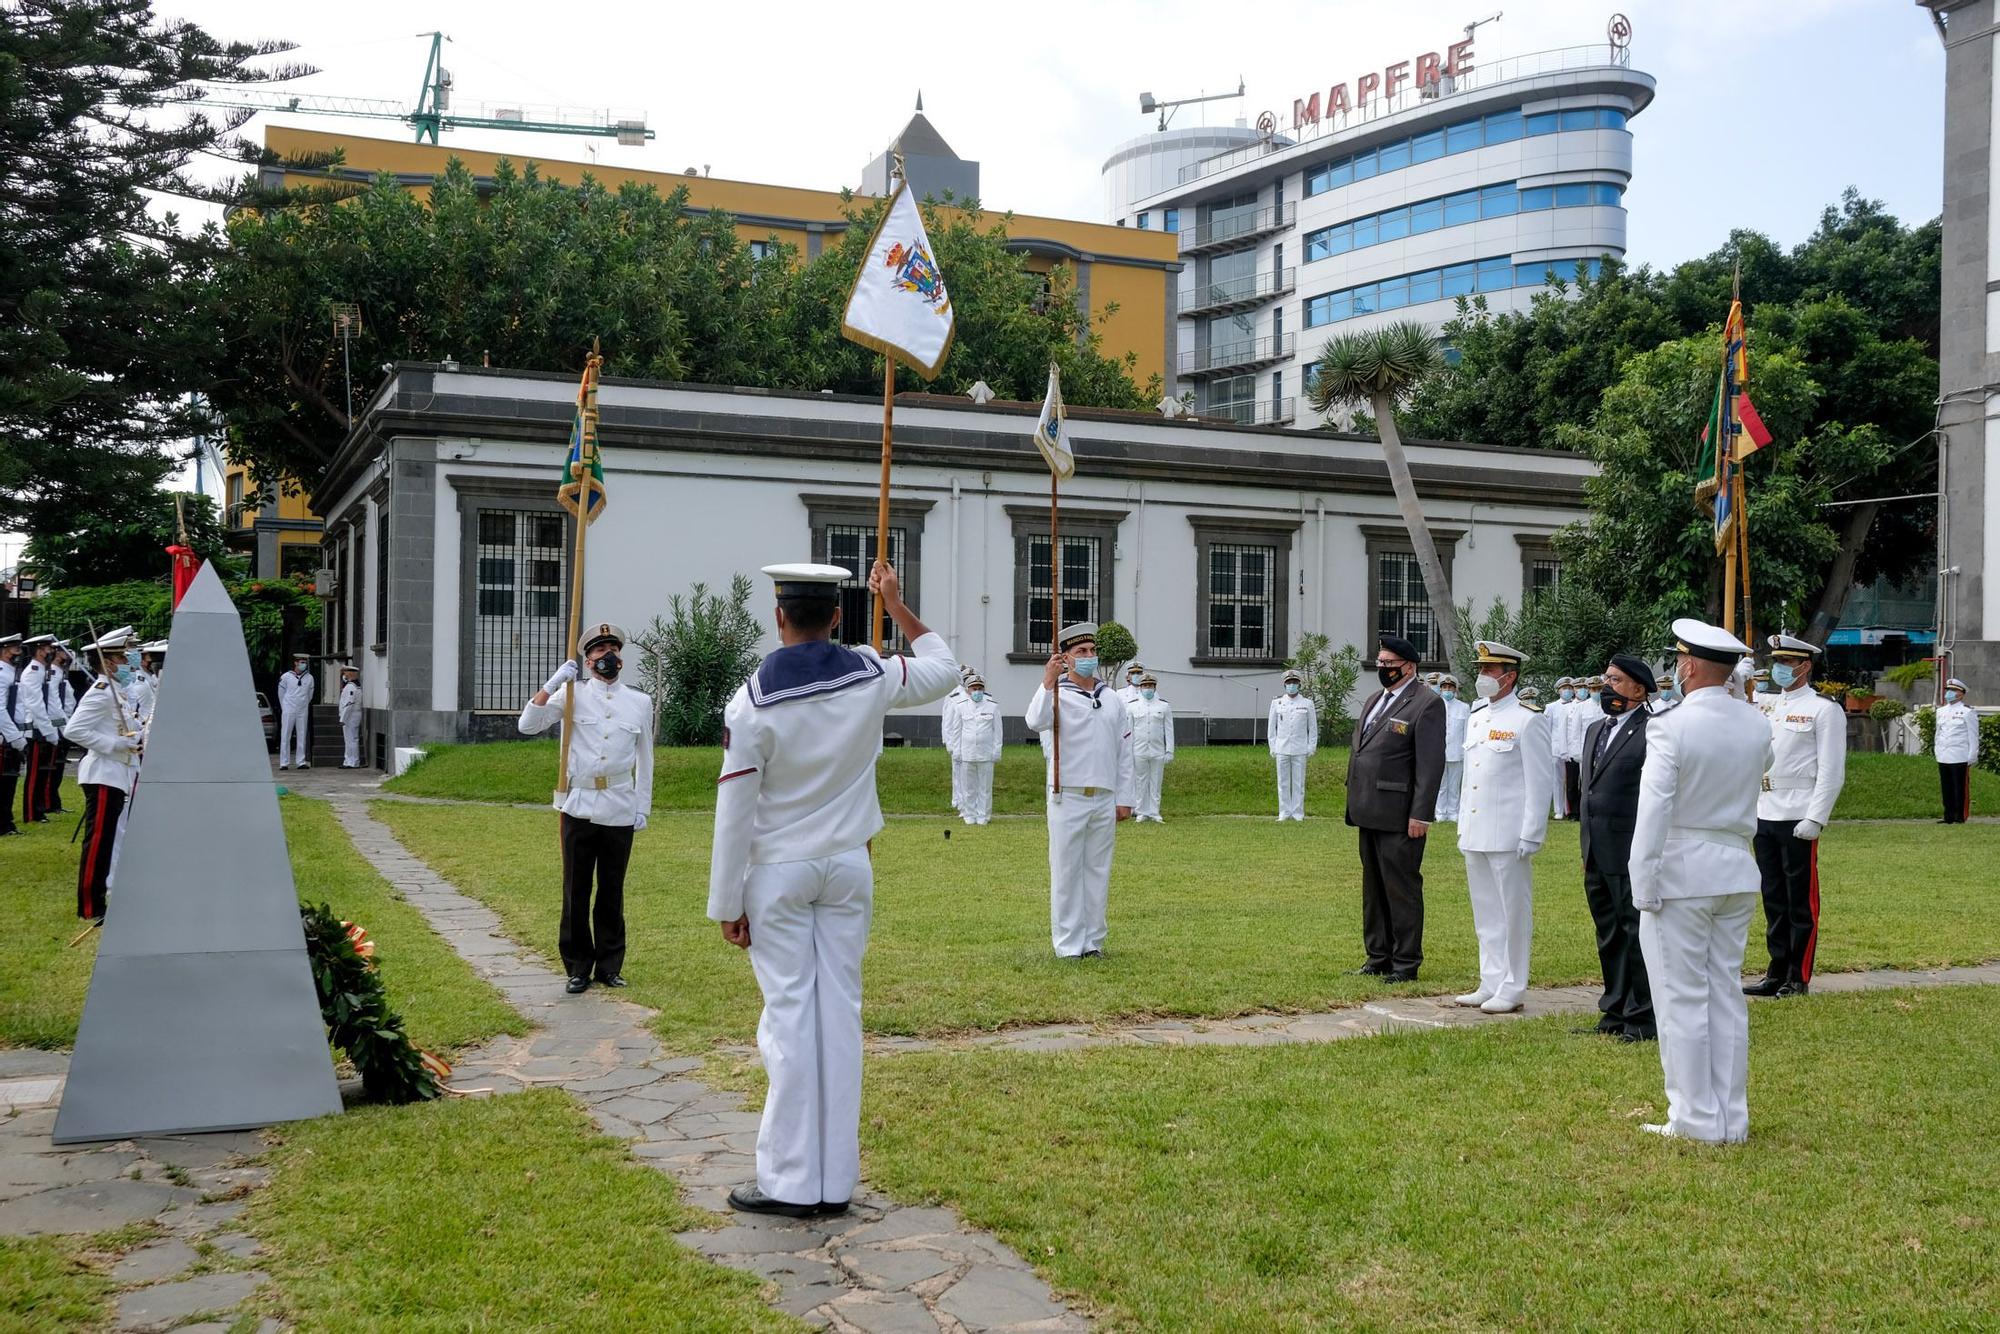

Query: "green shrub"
<box><xmin>1915</xmin><ymin>705</ymin><xmax>1936</xmax><ymax>751</ymax></box>
<box><xmin>636</xmin><ymin>575</ymin><xmax>763</xmax><ymax>746</ymax></box>
<box><xmin>1882</xmin><ymin>659</ymin><xmax>1936</xmax><ymax>692</ymax></box>
<box><xmin>1095</xmin><ymin>621</ymin><xmax>1138</xmax><ymax>679</ymax></box>
<box><xmin>1868</xmin><ymin>697</ymin><xmax>1907</xmax><ymax>723</ymax></box>
<box><xmin>32</xmin><ymin>573</ymin><xmax>321</xmax><ymax>679</ymax></box>
<box><xmin>1286</xmin><ymin>633</ymin><xmax>1363</xmax><ymax>742</ymax></box>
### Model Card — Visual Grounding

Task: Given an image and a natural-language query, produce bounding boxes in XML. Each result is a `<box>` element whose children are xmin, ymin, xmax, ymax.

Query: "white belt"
<box><xmin>1670</xmin><ymin>827</ymin><xmax>1752</xmax><ymax>853</ymax></box>
<box><xmin>1051</xmin><ymin>785</ymin><xmax>1111</xmax><ymax>797</ymax></box>
<box><xmin>1761</xmin><ymin>775</ymin><xmax>1814</xmax><ymax>792</ymax></box>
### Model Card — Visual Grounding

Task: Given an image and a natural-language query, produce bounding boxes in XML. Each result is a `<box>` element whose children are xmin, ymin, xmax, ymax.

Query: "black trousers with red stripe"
<box><xmin>22</xmin><ymin>738</ymin><xmax>54</xmax><ymax>823</ymax></box>
<box><xmin>1939</xmin><ymin>762</ymin><xmax>1971</xmax><ymax>824</ymax></box>
<box><xmin>76</xmin><ymin>782</ymin><xmax>126</xmax><ymax>920</ymax></box>
<box><xmin>1753</xmin><ymin>819</ymin><xmax>1820</xmax><ymax>984</ymax></box>
<box><xmin>0</xmin><ymin>742</ymin><xmax>20</xmax><ymax>834</ymax></box>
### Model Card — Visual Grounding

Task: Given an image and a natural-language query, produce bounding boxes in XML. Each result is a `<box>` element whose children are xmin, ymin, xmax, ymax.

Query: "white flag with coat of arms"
<box><xmin>840</xmin><ymin>183</ymin><xmax>955</xmax><ymax>378</ymax></box>
<box><xmin>1033</xmin><ymin>363</ymin><xmax>1072</xmax><ymax>481</ymax></box>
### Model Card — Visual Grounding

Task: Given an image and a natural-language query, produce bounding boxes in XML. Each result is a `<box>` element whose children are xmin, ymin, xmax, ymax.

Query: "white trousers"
<box><xmin>1133</xmin><ymin>757</ymin><xmax>1166</xmax><ymax>821</ymax></box>
<box><xmin>1436</xmin><ymin>760</ymin><xmax>1463</xmax><ymax>822</ymax></box>
<box><xmin>1463</xmin><ymin>849</ymin><xmax>1535</xmax><ymax>1004</ymax></box>
<box><xmin>1048</xmin><ymin>789</ymin><xmax>1115</xmax><ymax>955</ymax></box>
<box><xmin>1274</xmin><ymin>752</ymin><xmax>1307</xmax><ymax>820</ymax></box>
<box><xmin>278</xmin><ymin>705</ymin><xmax>309</xmax><ymax>768</ymax></box>
<box><xmin>744</xmin><ymin>847</ymin><xmax>873</xmax><ymax>1206</ymax></box>
<box><xmin>342</xmin><ymin>715</ymin><xmax>361</xmax><ymax>767</ymax></box>
<box><xmin>1639</xmin><ymin>893</ymin><xmax>1756</xmax><ymax>1143</ymax></box>
<box><xmin>1551</xmin><ymin>754</ymin><xmax>1570</xmax><ymax>818</ymax></box>
<box><xmin>960</xmin><ymin>761</ymin><xmax>994</xmax><ymax>824</ymax></box>
<box><xmin>949</xmin><ymin>756</ymin><xmax>964</xmax><ymax>810</ymax></box>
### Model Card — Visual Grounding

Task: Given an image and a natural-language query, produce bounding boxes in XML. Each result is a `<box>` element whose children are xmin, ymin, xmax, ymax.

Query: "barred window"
<box><xmin>1206</xmin><ymin>543</ymin><xmax>1274</xmax><ymax>658</ymax></box>
<box><xmin>471</xmin><ymin>507</ymin><xmax>569</xmax><ymax>709</ymax></box>
<box><xmin>1026</xmin><ymin>535</ymin><xmax>1100</xmax><ymax>654</ymax></box>
<box><xmin>374</xmin><ymin>503</ymin><xmax>390</xmax><ymax>647</ymax></box>
<box><xmin>825</xmin><ymin>524</ymin><xmax>908</xmax><ymax>652</ymax></box>
<box><xmin>1528</xmin><ymin>556</ymin><xmax>1561</xmax><ymax>602</ymax></box>
<box><xmin>1377</xmin><ymin>550</ymin><xmax>1435</xmax><ymax>659</ymax></box>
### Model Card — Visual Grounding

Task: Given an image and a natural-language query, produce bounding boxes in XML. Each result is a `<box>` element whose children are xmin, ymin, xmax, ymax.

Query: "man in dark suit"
<box><xmin>1344</xmin><ymin>634</ymin><xmax>1447</xmax><ymax>981</ymax></box>
<box><xmin>1577</xmin><ymin>654</ymin><xmax>1658</xmax><ymax>1042</ymax></box>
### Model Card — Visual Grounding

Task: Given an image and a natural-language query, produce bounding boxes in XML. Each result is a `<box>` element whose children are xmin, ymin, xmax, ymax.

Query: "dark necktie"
<box><xmin>1593</xmin><ymin>717</ymin><xmax>1616</xmax><ymax>768</ymax></box>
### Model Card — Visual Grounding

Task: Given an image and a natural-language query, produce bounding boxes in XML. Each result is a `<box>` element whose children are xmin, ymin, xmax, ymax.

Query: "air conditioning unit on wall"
<box><xmin>313</xmin><ymin>568</ymin><xmax>338</xmax><ymax>598</ymax></box>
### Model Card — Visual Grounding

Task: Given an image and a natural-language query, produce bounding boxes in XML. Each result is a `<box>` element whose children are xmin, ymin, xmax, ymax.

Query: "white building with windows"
<box><xmin>1103</xmin><ymin>39</ymin><xmax>1654</xmax><ymax>423</ymax></box>
<box><xmin>312</xmin><ymin>365</ymin><xmax>1591</xmax><ymax>764</ymax></box>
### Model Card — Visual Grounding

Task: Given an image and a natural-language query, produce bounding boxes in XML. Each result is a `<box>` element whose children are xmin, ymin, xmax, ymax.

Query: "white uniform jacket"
<box><xmin>1456</xmin><ymin>693</ymin><xmax>1554</xmax><ymax>854</ymax></box>
<box><xmin>1935</xmin><ymin>701</ymin><xmax>1979</xmax><ymax>765</ymax></box>
<box><xmin>127</xmin><ymin>669</ymin><xmax>154</xmax><ymax>727</ymax></box>
<box><xmin>0</xmin><ymin>662</ymin><xmax>25</xmax><ymax>750</ymax></box>
<box><xmin>18</xmin><ymin>661</ymin><xmax>58</xmax><ymax>743</ymax></box>
<box><xmin>941</xmin><ymin>688</ymin><xmax>966</xmax><ymax>759</ymax></box>
<box><xmin>66</xmin><ymin>675</ymin><xmax>141</xmax><ymax>795</ymax></box>
<box><xmin>338</xmin><ymin>681</ymin><xmax>361</xmax><ymax>728</ymax></box>
<box><xmin>1629</xmin><ymin>688</ymin><xmax>1774</xmax><ymax>909</ymax></box>
<box><xmin>707</xmin><ymin>632</ymin><xmax>959</xmax><ymax>922</ymax></box>
<box><xmin>518</xmin><ymin>678</ymin><xmax>655</xmax><ymax>828</ymax></box>
<box><xmin>1129</xmin><ymin>696</ymin><xmax>1175</xmax><ymax>762</ymax></box>
<box><xmin>1268</xmin><ymin>695</ymin><xmax>1317</xmax><ymax>756</ymax></box>
<box><xmin>1442</xmin><ymin>696</ymin><xmax>1470</xmax><ymax>759</ymax></box>
<box><xmin>1758</xmin><ymin>685</ymin><xmax>1845</xmax><ymax>825</ymax></box>
<box><xmin>956</xmin><ymin>697</ymin><xmax>1003</xmax><ymax>763</ymax></box>
<box><xmin>1026</xmin><ymin>679</ymin><xmax>1136</xmax><ymax>803</ymax></box>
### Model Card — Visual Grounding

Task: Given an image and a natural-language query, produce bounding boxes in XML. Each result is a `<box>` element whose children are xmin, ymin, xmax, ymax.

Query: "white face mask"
<box><xmin>1945</xmin><ymin>690</ymin><xmax>1961</xmax><ymax>703</ymax></box>
<box><xmin>1285</xmin><ymin>683</ymin><xmax>1300</xmax><ymax>696</ymax></box>
<box><xmin>1475</xmin><ymin>674</ymin><xmax>1502</xmax><ymax>699</ymax></box>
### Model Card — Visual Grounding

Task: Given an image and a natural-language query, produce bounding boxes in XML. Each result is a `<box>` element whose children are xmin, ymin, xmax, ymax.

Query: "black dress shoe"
<box><xmin>1385</xmin><ymin>970</ymin><xmax>1418</xmax><ymax>983</ymax></box>
<box><xmin>727</xmin><ymin>1184</ymin><xmax>818</xmax><ymax>1218</ymax></box>
<box><xmin>1775</xmin><ymin>980</ymin><xmax>1809</xmax><ymax>998</ymax></box>
<box><xmin>1743</xmin><ymin>975</ymin><xmax>1784</xmax><ymax>997</ymax></box>
<box><xmin>1081</xmin><ymin>949</ymin><xmax>1104</xmax><ymax>958</ymax></box>
<box><xmin>595</xmin><ymin>973</ymin><xmax>628</xmax><ymax>988</ymax></box>
<box><xmin>1348</xmin><ymin>964</ymin><xmax>1392</xmax><ymax>977</ymax></box>
<box><xmin>815</xmin><ymin>1199</ymin><xmax>851</xmax><ymax>1217</ymax></box>
<box><xmin>1622</xmin><ymin>1030</ymin><xmax>1657</xmax><ymax>1043</ymax></box>
<box><xmin>565</xmin><ymin>976</ymin><xmax>590</xmax><ymax>994</ymax></box>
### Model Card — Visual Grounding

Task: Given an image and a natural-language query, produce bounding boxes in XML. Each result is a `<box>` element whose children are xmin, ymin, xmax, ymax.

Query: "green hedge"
<box><xmin>32</xmin><ymin>574</ymin><xmax>323</xmax><ymax>679</ymax></box>
<box><xmin>1914</xmin><ymin>705</ymin><xmax>2000</xmax><ymax>775</ymax></box>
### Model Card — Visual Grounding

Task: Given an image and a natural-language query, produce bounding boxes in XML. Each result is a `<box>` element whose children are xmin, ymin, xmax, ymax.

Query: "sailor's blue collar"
<box><xmin>749</xmin><ymin>640</ymin><xmax>883</xmax><ymax>708</ymax></box>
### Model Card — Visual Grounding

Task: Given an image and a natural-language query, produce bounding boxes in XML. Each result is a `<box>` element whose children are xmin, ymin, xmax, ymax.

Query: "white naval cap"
<box><xmin>141</xmin><ymin>640</ymin><xmax>169</xmax><ymax>654</ymax></box>
<box><xmin>0</xmin><ymin>633</ymin><xmax>19</xmax><ymax>646</ymax></box>
<box><xmin>1672</xmin><ymin>617</ymin><xmax>1751</xmax><ymax>663</ymax></box>
<box><xmin>22</xmin><ymin>633</ymin><xmax>54</xmax><ymax>647</ymax></box>
<box><xmin>82</xmin><ymin>627</ymin><xmax>135</xmax><ymax>651</ymax></box>
<box><xmin>1945</xmin><ymin>677</ymin><xmax>1968</xmax><ymax>692</ymax></box>
<box><xmin>1057</xmin><ymin>622</ymin><xmax>1098</xmax><ymax>650</ymax></box>
<box><xmin>1473</xmin><ymin>640</ymin><xmax>1527</xmax><ymax>666</ymax></box>
<box><xmin>577</xmin><ymin>620</ymin><xmax>627</xmax><ymax>653</ymax></box>
<box><xmin>762</xmin><ymin>563</ymin><xmax>849</xmax><ymax>601</ymax></box>
<box><xmin>1767</xmin><ymin>633</ymin><xmax>1821</xmax><ymax>660</ymax></box>
<box><xmin>1555</xmin><ymin>676</ymin><xmax>1574</xmax><ymax>687</ymax></box>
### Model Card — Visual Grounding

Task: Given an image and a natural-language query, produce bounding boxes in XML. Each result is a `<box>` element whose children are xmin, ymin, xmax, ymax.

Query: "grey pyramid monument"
<box><xmin>54</xmin><ymin>562</ymin><xmax>341</xmax><ymax>1143</ymax></box>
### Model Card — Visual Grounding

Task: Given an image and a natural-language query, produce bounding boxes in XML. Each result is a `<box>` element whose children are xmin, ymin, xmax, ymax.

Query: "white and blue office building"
<box><xmin>1102</xmin><ymin>42</ymin><xmax>1655</xmax><ymax>424</ymax></box>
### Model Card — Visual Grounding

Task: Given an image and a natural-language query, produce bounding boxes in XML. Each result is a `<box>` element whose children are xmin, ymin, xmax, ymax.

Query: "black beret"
<box><xmin>1609</xmin><ymin>654</ymin><xmax>1656</xmax><ymax>693</ymax></box>
<box><xmin>1378</xmin><ymin>634</ymin><xmax>1420</xmax><ymax>664</ymax></box>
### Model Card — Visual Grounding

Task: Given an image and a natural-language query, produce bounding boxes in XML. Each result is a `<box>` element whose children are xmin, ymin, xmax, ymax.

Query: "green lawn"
<box><xmin>0</xmin><ymin>1232</ymin><xmax>118</xmax><ymax>1332</ymax></box>
<box><xmin>245</xmin><ymin>1090</ymin><xmax>801</xmax><ymax>1332</ymax></box>
<box><xmin>859</xmin><ymin>987</ymin><xmax>2000</xmax><ymax>1330</ymax></box>
<box><xmin>374</xmin><ymin>801</ymin><xmax>2000</xmax><ymax>1055</ymax></box>
<box><xmin>385</xmin><ymin>739</ymin><xmax>1997</xmax><ymax>822</ymax></box>
<box><xmin>0</xmin><ymin>790</ymin><xmax>520</xmax><ymax>1055</ymax></box>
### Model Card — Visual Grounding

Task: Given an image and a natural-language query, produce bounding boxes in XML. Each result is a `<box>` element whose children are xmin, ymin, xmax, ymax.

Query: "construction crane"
<box><xmin>186</xmin><ymin>31</ymin><xmax>652</xmax><ymax>146</ymax></box>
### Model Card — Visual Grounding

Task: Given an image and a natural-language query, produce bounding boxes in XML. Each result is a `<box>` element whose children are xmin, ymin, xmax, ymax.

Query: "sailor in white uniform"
<box><xmin>1435</xmin><ymin>674</ymin><xmax>1470</xmax><ymax>822</ymax></box>
<box><xmin>275</xmin><ymin>653</ymin><xmax>313</xmax><ymax>770</ymax></box>
<box><xmin>1630</xmin><ymin>619</ymin><xmax>1771</xmax><ymax>1143</ymax></box>
<box><xmin>942</xmin><ymin>665</ymin><xmax>972</xmax><ymax>812</ymax></box>
<box><xmin>1935</xmin><ymin>677</ymin><xmax>1978</xmax><ymax>823</ymax></box>
<box><xmin>1118</xmin><ymin>662</ymin><xmax>1147</xmax><ymax>710</ymax></box>
<box><xmin>708</xmin><ymin>562</ymin><xmax>958</xmax><ymax>1218</ymax></box>
<box><xmin>68</xmin><ymin>628</ymin><xmax>145</xmax><ymax>921</ymax></box>
<box><xmin>1455</xmin><ymin>640</ymin><xmax>1553</xmax><ymax>1014</ymax></box>
<box><xmin>1745</xmin><ymin>634</ymin><xmax>1846</xmax><ymax>999</ymax></box>
<box><xmin>337</xmin><ymin>664</ymin><xmax>363</xmax><ymax>768</ymax></box>
<box><xmin>1127</xmin><ymin>673</ymin><xmax>1174</xmax><ymax>822</ymax></box>
<box><xmin>1026</xmin><ymin>622</ymin><xmax>1135</xmax><ymax>958</ymax></box>
<box><xmin>0</xmin><ymin>634</ymin><xmax>25</xmax><ymax>836</ymax></box>
<box><xmin>955</xmin><ymin>674</ymin><xmax>1002</xmax><ymax>825</ymax></box>
<box><xmin>1268</xmin><ymin>668</ymin><xmax>1317</xmax><ymax>821</ymax></box>
<box><xmin>1551</xmin><ymin>677</ymin><xmax>1578</xmax><ymax>820</ymax></box>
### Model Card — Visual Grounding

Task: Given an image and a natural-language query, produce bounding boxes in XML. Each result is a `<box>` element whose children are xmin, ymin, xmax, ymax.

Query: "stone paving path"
<box><xmin>0</xmin><ymin>1048</ymin><xmax>278</xmax><ymax>1333</ymax></box>
<box><xmin>318</xmin><ymin>787</ymin><xmax>1090</xmax><ymax>1333</ymax></box>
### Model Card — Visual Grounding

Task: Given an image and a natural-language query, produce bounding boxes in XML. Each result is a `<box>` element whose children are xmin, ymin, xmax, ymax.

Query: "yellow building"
<box><xmin>225</xmin><ymin>114</ymin><xmax>1181</xmax><ymax>574</ymax></box>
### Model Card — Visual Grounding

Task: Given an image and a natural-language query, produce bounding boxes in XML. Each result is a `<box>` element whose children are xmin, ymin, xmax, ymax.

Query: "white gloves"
<box><xmin>542</xmin><ymin>659</ymin><xmax>579</xmax><ymax>695</ymax></box>
<box><xmin>633</xmin><ymin>812</ymin><xmax>649</xmax><ymax>833</ymax></box>
<box><xmin>1516</xmin><ymin>839</ymin><xmax>1542</xmax><ymax>859</ymax></box>
<box><xmin>8</xmin><ymin>737</ymin><xmax>25</xmax><ymax>752</ymax></box>
<box><xmin>1793</xmin><ymin>819</ymin><xmax>1823</xmax><ymax>841</ymax></box>
<box><xmin>114</xmin><ymin>735</ymin><xmax>141</xmax><ymax>754</ymax></box>
<box><xmin>1633</xmin><ymin>894</ymin><xmax>1662</xmax><ymax>914</ymax></box>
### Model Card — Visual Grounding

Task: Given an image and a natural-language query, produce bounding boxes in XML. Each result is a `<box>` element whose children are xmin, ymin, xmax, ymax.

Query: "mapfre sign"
<box><xmin>1291</xmin><ymin>39</ymin><xmax>1476</xmax><ymax>130</ymax></box>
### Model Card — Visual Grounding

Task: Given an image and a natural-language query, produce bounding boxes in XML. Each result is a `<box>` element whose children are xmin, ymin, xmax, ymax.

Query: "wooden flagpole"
<box><xmin>556</xmin><ymin>343</ymin><xmax>601</xmax><ymax>795</ymax></box>
<box><xmin>873</xmin><ymin>356</ymin><xmax>895</xmax><ymax>652</ymax></box>
<box><xmin>1050</xmin><ymin>470</ymin><xmax>1062</xmax><ymax>794</ymax></box>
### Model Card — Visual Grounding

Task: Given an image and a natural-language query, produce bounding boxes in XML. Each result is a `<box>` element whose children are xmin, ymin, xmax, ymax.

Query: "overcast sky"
<box><xmin>168</xmin><ymin>0</ymin><xmax>1944</xmax><ymax>267</ymax></box>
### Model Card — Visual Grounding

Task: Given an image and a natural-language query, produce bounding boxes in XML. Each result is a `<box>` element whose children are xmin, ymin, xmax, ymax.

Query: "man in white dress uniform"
<box><xmin>1455</xmin><ymin>640</ymin><xmax>1552</xmax><ymax>1014</ymax></box>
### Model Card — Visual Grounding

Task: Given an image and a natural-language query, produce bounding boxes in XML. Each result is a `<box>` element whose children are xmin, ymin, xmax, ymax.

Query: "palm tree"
<box><xmin>1307</xmin><ymin>320</ymin><xmax>1461</xmax><ymax>671</ymax></box>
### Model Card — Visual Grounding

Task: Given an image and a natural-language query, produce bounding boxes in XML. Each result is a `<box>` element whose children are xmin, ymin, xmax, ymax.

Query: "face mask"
<box><xmin>1558</xmin><ymin>688</ymin><xmax>1574</xmax><ymax>702</ymax></box>
<box><xmin>1072</xmin><ymin>656</ymin><xmax>1098</xmax><ymax>679</ymax></box>
<box><xmin>1142</xmin><ymin>689</ymin><xmax>1156</xmax><ymax>701</ymax></box>
<box><xmin>1441</xmin><ymin>690</ymin><xmax>1456</xmax><ymax>701</ymax></box>
<box><xmin>1285</xmin><ymin>683</ymin><xmax>1300</xmax><ymax>696</ymax></box>
<box><xmin>115</xmin><ymin>666</ymin><xmax>133</xmax><ymax>685</ymax></box>
<box><xmin>1771</xmin><ymin>663</ymin><xmax>1797</xmax><ymax>689</ymax></box>
<box><xmin>1599</xmin><ymin>687</ymin><xmax>1630</xmax><ymax>715</ymax></box>
<box><xmin>1475</xmin><ymin>674</ymin><xmax>1502</xmax><ymax>699</ymax></box>
<box><xmin>1946</xmin><ymin>690</ymin><xmax>1961</xmax><ymax>703</ymax></box>
<box><xmin>1376</xmin><ymin>664</ymin><xmax>1402</xmax><ymax>689</ymax></box>
<box><xmin>591</xmin><ymin>652</ymin><xmax>621</xmax><ymax>680</ymax></box>
<box><xmin>970</xmin><ymin>691</ymin><xmax>985</xmax><ymax>703</ymax></box>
